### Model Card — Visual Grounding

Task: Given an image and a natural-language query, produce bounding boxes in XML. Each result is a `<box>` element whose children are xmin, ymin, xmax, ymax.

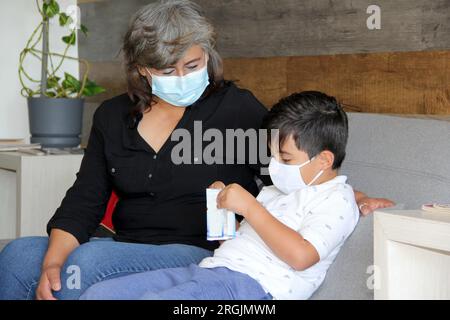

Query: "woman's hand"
<box><xmin>36</xmin><ymin>264</ymin><xmax>62</xmax><ymax>300</ymax></box>
<box><xmin>357</xmin><ymin>197</ymin><xmax>395</xmax><ymax>216</ymax></box>
<box><xmin>216</xmin><ymin>183</ymin><xmax>259</xmax><ymax>218</ymax></box>
<box><xmin>35</xmin><ymin>229</ymin><xmax>80</xmax><ymax>300</ymax></box>
<box><xmin>209</xmin><ymin>181</ymin><xmax>226</xmax><ymax>190</ymax></box>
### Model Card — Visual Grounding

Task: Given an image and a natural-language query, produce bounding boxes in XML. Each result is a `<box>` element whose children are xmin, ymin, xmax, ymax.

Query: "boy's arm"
<box><xmin>216</xmin><ymin>183</ymin><xmax>319</xmax><ymax>271</ymax></box>
<box><xmin>244</xmin><ymin>200</ymin><xmax>319</xmax><ymax>271</ymax></box>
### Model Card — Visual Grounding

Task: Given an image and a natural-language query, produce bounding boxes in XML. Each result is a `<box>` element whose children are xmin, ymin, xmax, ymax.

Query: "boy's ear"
<box><xmin>318</xmin><ymin>150</ymin><xmax>335</xmax><ymax>170</ymax></box>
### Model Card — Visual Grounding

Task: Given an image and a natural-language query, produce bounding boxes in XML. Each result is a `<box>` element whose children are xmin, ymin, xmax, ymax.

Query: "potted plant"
<box><xmin>19</xmin><ymin>0</ymin><xmax>105</xmax><ymax>148</ymax></box>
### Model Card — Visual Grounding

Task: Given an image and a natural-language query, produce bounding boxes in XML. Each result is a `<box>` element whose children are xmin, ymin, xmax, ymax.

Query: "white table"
<box><xmin>374</xmin><ymin>209</ymin><xmax>450</xmax><ymax>300</ymax></box>
<box><xmin>0</xmin><ymin>151</ymin><xmax>83</xmax><ymax>239</ymax></box>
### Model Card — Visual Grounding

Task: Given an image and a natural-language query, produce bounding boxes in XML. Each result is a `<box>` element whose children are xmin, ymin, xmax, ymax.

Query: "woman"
<box><xmin>0</xmin><ymin>0</ymin><xmax>392</xmax><ymax>300</ymax></box>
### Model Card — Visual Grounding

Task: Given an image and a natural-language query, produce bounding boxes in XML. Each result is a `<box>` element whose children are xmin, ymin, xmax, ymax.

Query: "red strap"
<box><xmin>101</xmin><ymin>191</ymin><xmax>119</xmax><ymax>230</ymax></box>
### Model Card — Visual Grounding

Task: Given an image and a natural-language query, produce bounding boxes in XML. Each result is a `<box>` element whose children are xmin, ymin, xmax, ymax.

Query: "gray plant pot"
<box><xmin>28</xmin><ymin>97</ymin><xmax>84</xmax><ymax>148</ymax></box>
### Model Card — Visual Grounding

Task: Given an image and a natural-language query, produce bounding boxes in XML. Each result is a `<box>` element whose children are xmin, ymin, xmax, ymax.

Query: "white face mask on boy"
<box><xmin>268</xmin><ymin>157</ymin><xmax>324</xmax><ymax>194</ymax></box>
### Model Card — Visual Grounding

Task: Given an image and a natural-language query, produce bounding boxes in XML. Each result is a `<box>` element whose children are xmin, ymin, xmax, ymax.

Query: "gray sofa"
<box><xmin>1</xmin><ymin>113</ymin><xmax>449</xmax><ymax>299</ymax></box>
<box><xmin>311</xmin><ymin>113</ymin><xmax>450</xmax><ymax>299</ymax></box>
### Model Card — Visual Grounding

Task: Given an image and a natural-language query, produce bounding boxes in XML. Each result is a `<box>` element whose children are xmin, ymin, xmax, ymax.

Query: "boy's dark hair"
<box><xmin>262</xmin><ymin>91</ymin><xmax>348</xmax><ymax>170</ymax></box>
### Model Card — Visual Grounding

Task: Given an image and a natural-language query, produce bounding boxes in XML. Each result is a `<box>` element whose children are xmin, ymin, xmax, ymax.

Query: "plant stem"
<box><xmin>40</xmin><ymin>8</ymin><xmax>50</xmax><ymax>96</ymax></box>
<box><xmin>36</xmin><ymin>0</ymin><xmax>44</xmax><ymax>16</ymax></box>
<box><xmin>30</xmin><ymin>48</ymin><xmax>91</xmax><ymax>98</ymax></box>
<box><xmin>20</xmin><ymin>0</ymin><xmax>92</xmax><ymax>99</ymax></box>
<box><xmin>18</xmin><ymin>22</ymin><xmax>43</xmax><ymax>97</ymax></box>
<box><xmin>19</xmin><ymin>51</ymin><xmax>42</xmax><ymax>83</ymax></box>
<box><xmin>48</xmin><ymin>41</ymin><xmax>71</xmax><ymax>78</ymax></box>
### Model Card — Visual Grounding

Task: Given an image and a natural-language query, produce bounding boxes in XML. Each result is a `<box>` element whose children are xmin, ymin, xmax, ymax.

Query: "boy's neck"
<box><xmin>311</xmin><ymin>169</ymin><xmax>338</xmax><ymax>186</ymax></box>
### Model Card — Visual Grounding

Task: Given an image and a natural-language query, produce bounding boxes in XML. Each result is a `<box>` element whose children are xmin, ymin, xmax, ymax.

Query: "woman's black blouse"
<box><xmin>47</xmin><ymin>82</ymin><xmax>271</xmax><ymax>251</ymax></box>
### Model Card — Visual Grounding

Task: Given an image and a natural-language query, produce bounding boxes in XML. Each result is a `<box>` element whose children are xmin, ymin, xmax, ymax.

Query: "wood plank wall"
<box><xmin>77</xmin><ymin>0</ymin><xmax>450</xmax><ymax>114</ymax></box>
<box><xmin>225</xmin><ymin>51</ymin><xmax>450</xmax><ymax>113</ymax></box>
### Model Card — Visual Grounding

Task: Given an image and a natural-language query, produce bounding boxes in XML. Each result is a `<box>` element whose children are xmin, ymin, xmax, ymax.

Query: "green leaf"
<box><xmin>59</xmin><ymin>13</ymin><xmax>73</xmax><ymax>27</ymax></box>
<box><xmin>47</xmin><ymin>76</ymin><xmax>61</xmax><ymax>89</ymax></box>
<box><xmin>43</xmin><ymin>0</ymin><xmax>60</xmax><ymax>18</ymax></box>
<box><xmin>62</xmin><ymin>32</ymin><xmax>76</xmax><ymax>45</ymax></box>
<box><xmin>44</xmin><ymin>90</ymin><xmax>57</xmax><ymax>98</ymax></box>
<box><xmin>82</xmin><ymin>80</ymin><xmax>106</xmax><ymax>97</ymax></box>
<box><xmin>62</xmin><ymin>73</ymin><xmax>81</xmax><ymax>93</ymax></box>
<box><xmin>80</xmin><ymin>24</ymin><xmax>89</xmax><ymax>36</ymax></box>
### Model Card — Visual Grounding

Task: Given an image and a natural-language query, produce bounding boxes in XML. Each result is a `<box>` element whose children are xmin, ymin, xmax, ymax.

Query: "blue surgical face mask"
<box><xmin>147</xmin><ymin>61</ymin><xmax>210</xmax><ymax>107</ymax></box>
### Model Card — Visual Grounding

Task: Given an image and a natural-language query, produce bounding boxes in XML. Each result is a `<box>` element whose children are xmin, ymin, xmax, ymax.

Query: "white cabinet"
<box><xmin>374</xmin><ymin>210</ymin><xmax>450</xmax><ymax>300</ymax></box>
<box><xmin>0</xmin><ymin>152</ymin><xmax>83</xmax><ymax>239</ymax></box>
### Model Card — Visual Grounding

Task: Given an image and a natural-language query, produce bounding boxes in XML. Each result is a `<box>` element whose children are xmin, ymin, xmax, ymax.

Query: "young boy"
<box><xmin>80</xmin><ymin>91</ymin><xmax>360</xmax><ymax>300</ymax></box>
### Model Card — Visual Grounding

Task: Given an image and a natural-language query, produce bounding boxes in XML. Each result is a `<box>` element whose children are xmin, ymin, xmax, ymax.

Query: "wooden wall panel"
<box><xmin>224</xmin><ymin>51</ymin><xmax>450</xmax><ymax>114</ymax></box>
<box><xmin>78</xmin><ymin>0</ymin><xmax>450</xmax><ymax>116</ymax></box>
<box><xmin>80</xmin><ymin>61</ymin><xmax>126</xmax><ymax>103</ymax></box>
<box><xmin>223</xmin><ymin>57</ymin><xmax>288</xmax><ymax>109</ymax></box>
<box><xmin>84</xmin><ymin>50</ymin><xmax>450</xmax><ymax>115</ymax></box>
<box><xmin>78</xmin><ymin>0</ymin><xmax>450</xmax><ymax>62</ymax></box>
<box><xmin>286</xmin><ymin>51</ymin><xmax>450</xmax><ymax>114</ymax></box>
<box><xmin>198</xmin><ymin>0</ymin><xmax>450</xmax><ymax>58</ymax></box>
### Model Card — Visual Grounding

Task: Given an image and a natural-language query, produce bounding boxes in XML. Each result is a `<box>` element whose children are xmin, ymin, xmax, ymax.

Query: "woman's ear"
<box><xmin>318</xmin><ymin>150</ymin><xmax>335</xmax><ymax>170</ymax></box>
<box><xmin>137</xmin><ymin>66</ymin><xmax>149</xmax><ymax>77</ymax></box>
<box><xmin>138</xmin><ymin>67</ymin><xmax>153</xmax><ymax>86</ymax></box>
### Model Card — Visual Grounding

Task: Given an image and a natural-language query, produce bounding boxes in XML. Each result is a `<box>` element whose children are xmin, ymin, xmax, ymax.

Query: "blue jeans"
<box><xmin>0</xmin><ymin>237</ymin><xmax>212</xmax><ymax>300</ymax></box>
<box><xmin>80</xmin><ymin>264</ymin><xmax>272</xmax><ymax>300</ymax></box>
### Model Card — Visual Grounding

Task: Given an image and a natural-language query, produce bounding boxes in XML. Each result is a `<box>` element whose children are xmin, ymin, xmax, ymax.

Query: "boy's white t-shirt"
<box><xmin>199</xmin><ymin>175</ymin><xmax>360</xmax><ymax>300</ymax></box>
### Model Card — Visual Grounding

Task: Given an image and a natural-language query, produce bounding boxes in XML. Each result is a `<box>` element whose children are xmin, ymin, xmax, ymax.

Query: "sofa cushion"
<box><xmin>312</xmin><ymin>214</ymin><xmax>373</xmax><ymax>300</ymax></box>
<box><xmin>342</xmin><ymin>113</ymin><xmax>450</xmax><ymax>209</ymax></box>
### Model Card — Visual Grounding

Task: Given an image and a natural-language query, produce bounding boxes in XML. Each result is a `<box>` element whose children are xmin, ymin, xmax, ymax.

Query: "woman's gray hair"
<box><xmin>123</xmin><ymin>0</ymin><xmax>224</xmax><ymax>120</ymax></box>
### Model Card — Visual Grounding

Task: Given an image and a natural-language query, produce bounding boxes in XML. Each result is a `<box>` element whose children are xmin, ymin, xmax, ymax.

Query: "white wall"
<box><xmin>0</xmin><ymin>0</ymin><xmax>79</xmax><ymax>141</ymax></box>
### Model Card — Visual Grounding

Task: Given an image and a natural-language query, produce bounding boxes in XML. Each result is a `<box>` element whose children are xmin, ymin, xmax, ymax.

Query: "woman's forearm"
<box><xmin>354</xmin><ymin>190</ymin><xmax>368</xmax><ymax>203</ymax></box>
<box><xmin>42</xmin><ymin>229</ymin><xmax>80</xmax><ymax>269</ymax></box>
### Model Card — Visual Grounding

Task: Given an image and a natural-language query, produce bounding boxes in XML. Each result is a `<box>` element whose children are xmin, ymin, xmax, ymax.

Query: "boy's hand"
<box><xmin>358</xmin><ymin>197</ymin><xmax>395</xmax><ymax>216</ymax></box>
<box><xmin>216</xmin><ymin>183</ymin><xmax>259</xmax><ymax>218</ymax></box>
